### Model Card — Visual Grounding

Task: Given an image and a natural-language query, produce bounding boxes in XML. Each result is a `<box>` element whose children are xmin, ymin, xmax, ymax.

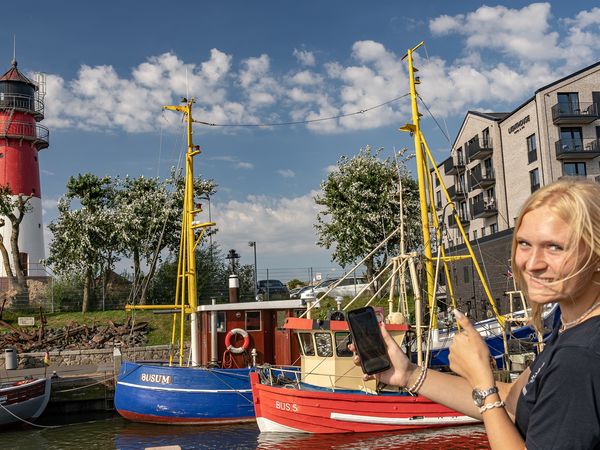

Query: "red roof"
<box><xmin>0</xmin><ymin>60</ymin><xmax>36</xmax><ymax>88</ymax></box>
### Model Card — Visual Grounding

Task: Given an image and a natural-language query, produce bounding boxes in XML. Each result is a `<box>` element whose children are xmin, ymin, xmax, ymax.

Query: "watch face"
<box><xmin>472</xmin><ymin>390</ymin><xmax>484</xmax><ymax>407</ymax></box>
<box><xmin>472</xmin><ymin>387</ymin><xmax>497</xmax><ymax>407</ymax></box>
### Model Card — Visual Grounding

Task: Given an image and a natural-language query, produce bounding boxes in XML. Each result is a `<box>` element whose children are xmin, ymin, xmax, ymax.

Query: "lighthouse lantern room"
<box><xmin>0</xmin><ymin>58</ymin><xmax>49</xmax><ymax>279</ymax></box>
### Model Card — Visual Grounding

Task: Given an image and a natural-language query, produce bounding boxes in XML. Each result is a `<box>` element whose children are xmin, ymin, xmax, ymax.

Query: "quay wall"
<box><xmin>1</xmin><ymin>345</ymin><xmax>189</xmax><ymax>369</ymax></box>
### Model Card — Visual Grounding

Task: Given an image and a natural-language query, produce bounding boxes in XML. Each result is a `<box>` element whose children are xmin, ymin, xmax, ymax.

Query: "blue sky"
<box><xmin>2</xmin><ymin>1</ymin><xmax>600</xmax><ymax>275</ymax></box>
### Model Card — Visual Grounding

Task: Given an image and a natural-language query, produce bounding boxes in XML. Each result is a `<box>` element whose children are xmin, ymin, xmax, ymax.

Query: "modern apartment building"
<box><xmin>433</xmin><ymin>60</ymin><xmax>600</xmax><ymax>320</ymax></box>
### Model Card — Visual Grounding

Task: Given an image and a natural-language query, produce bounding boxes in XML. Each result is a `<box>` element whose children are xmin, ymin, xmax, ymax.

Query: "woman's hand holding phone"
<box><xmin>349</xmin><ymin>321</ymin><xmax>418</xmax><ymax>387</ymax></box>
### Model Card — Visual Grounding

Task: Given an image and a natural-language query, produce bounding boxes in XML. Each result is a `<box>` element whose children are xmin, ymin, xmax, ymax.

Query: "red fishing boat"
<box><xmin>251</xmin><ymin>317</ymin><xmax>477</xmax><ymax>433</ymax></box>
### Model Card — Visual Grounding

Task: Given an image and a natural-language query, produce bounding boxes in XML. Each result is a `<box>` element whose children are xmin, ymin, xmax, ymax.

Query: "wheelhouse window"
<box><xmin>335</xmin><ymin>332</ymin><xmax>353</xmax><ymax>357</ymax></box>
<box><xmin>526</xmin><ymin>134</ymin><xmax>537</xmax><ymax>163</ymax></box>
<box><xmin>298</xmin><ymin>332</ymin><xmax>315</xmax><ymax>356</ymax></box>
<box><xmin>314</xmin><ymin>332</ymin><xmax>333</xmax><ymax>357</ymax></box>
<box><xmin>563</xmin><ymin>162</ymin><xmax>586</xmax><ymax>177</ymax></box>
<box><xmin>213</xmin><ymin>312</ymin><xmax>226</xmax><ymax>333</ymax></box>
<box><xmin>245</xmin><ymin>311</ymin><xmax>261</xmax><ymax>331</ymax></box>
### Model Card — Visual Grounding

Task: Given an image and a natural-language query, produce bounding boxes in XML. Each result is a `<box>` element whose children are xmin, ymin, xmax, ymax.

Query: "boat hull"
<box><xmin>0</xmin><ymin>378</ymin><xmax>51</xmax><ymax>426</ymax></box>
<box><xmin>250</xmin><ymin>372</ymin><xmax>478</xmax><ymax>434</ymax></box>
<box><xmin>115</xmin><ymin>361</ymin><xmax>254</xmax><ymax>425</ymax></box>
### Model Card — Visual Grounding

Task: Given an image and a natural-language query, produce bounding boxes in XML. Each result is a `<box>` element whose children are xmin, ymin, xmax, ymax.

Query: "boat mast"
<box><xmin>400</xmin><ymin>42</ymin><xmax>508</xmax><ymax>363</ymax></box>
<box><xmin>127</xmin><ymin>98</ymin><xmax>214</xmax><ymax>367</ymax></box>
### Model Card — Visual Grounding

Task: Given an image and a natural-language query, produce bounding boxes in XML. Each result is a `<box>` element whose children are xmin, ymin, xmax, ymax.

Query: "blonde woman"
<box><xmin>351</xmin><ymin>179</ymin><xmax>600</xmax><ymax>449</ymax></box>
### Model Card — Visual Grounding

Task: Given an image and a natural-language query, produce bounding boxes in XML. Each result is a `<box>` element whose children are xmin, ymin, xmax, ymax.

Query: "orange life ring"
<box><xmin>225</xmin><ymin>328</ymin><xmax>250</xmax><ymax>354</ymax></box>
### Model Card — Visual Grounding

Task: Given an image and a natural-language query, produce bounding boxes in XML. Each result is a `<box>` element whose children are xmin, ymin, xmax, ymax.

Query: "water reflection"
<box><xmin>1</xmin><ymin>414</ymin><xmax>489</xmax><ymax>450</ymax></box>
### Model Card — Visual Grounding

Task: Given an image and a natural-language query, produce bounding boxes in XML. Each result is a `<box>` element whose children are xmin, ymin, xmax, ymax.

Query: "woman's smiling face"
<box><xmin>514</xmin><ymin>205</ymin><xmax>588</xmax><ymax>305</ymax></box>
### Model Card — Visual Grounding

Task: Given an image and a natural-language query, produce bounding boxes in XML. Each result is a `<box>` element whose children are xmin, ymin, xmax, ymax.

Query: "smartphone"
<box><xmin>346</xmin><ymin>306</ymin><xmax>391</xmax><ymax>375</ymax></box>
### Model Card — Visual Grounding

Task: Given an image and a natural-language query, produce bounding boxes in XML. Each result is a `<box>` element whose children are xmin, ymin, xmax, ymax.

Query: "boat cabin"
<box><xmin>197</xmin><ymin>299</ymin><xmax>305</xmax><ymax>368</ymax></box>
<box><xmin>284</xmin><ymin>317</ymin><xmax>409</xmax><ymax>392</ymax></box>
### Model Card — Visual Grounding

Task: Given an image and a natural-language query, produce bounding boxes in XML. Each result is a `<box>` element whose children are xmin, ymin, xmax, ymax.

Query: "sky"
<box><xmin>2</xmin><ymin>1</ymin><xmax>600</xmax><ymax>278</ymax></box>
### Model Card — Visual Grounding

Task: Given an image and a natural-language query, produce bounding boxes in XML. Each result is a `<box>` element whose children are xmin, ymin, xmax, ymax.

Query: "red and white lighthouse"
<box><xmin>0</xmin><ymin>59</ymin><xmax>48</xmax><ymax>277</ymax></box>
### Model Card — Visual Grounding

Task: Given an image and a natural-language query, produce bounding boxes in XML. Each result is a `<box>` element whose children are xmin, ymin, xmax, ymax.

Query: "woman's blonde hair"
<box><xmin>511</xmin><ymin>178</ymin><xmax>600</xmax><ymax>330</ymax></box>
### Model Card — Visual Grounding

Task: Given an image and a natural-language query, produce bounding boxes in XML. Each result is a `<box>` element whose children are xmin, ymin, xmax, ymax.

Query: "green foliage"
<box><xmin>46</xmin><ymin>275</ymin><xmax>85</xmax><ymax>312</ymax></box>
<box><xmin>147</xmin><ymin>242</ymin><xmax>256</xmax><ymax>305</ymax></box>
<box><xmin>287</xmin><ymin>278</ymin><xmax>305</xmax><ymax>289</ymax></box>
<box><xmin>315</xmin><ymin>146</ymin><xmax>421</xmax><ymax>280</ymax></box>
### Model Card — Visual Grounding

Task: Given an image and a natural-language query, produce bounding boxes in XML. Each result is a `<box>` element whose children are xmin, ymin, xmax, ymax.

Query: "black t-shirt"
<box><xmin>515</xmin><ymin>314</ymin><xmax>600</xmax><ymax>449</ymax></box>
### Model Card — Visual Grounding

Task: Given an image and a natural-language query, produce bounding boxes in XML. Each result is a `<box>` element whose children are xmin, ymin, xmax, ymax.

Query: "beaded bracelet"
<box><xmin>479</xmin><ymin>400</ymin><xmax>505</xmax><ymax>414</ymax></box>
<box><xmin>406</xmin><ymin>366</ymin><xmax>428</xmax><ymax>395</ymax></box>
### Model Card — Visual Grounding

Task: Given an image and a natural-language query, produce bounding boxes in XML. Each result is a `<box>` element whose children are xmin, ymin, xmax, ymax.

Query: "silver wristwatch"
<box><xmin>472</xmin><ymin>386</ymin><xmax>498</xmax><ymax>407</ymax></box>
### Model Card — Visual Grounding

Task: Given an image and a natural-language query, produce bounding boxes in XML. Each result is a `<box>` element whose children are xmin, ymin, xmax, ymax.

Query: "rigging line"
<box><xmin>417</xmin><ymin>95</ymin><xmax>451</xmax><ymax>144</ymax></box>
<box><xmin>192</xmin><ymin>93</ymin><xmax>410</xmax><ymax>127</ymax></box>
<box><xmin>422</xmin><ymin>42</ymin><xmax>452</xmax><ymax>144</ymax></box>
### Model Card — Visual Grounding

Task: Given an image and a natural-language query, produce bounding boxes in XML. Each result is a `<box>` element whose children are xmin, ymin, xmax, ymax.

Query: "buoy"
<box><xmin>225</xmin><ymin>328</ymin><xmax>250</xmax><ymax>354</ymax></box>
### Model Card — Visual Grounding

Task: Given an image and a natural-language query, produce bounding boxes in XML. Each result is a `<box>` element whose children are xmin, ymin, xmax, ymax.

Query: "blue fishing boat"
<box><xmin>114</xmin><ymin>99</ymin><xmax>304</xmax><ymax>425</ymax></box>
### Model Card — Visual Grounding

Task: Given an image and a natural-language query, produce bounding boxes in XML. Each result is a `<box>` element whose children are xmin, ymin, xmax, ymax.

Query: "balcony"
<box><xmin>471</xmin><ymin>197</ymin><xmax>498</xmax><ymax>219</ymax></box>
<box><xmin>447</xmin><ymin>184</ymin><xmax>467</xmax><ymax>200</ymax></box>
<box><xmin>555</xmin><ymin>138</ymin><xmax>600</xmax><ymax>160</ymax></box>
<box><xmin>0</xmin><ymin>121</ymin><xmax>49</xmax><ymax>150</ymax></box>
<box><xmin>551</xmin><ymin>102</ymin><xmax>599</xmax><ymax>125</ymax></box>
<box><xmin>0</xmin><ymin>93</ymin><xmax>44</xmax><ymax>120</ymax></box>
<box><xmin>469</xmin><ymin>167</ymin><xmax>495</xmax><ymax>190</ymax></box>
<box><xmin>448</xmin><ymin>213</ymin><xmax>470</xmax><ymax>228</ymax></box>
<box><xmin>467</xmin><ymin>137</ymin><xmax>493</xmax><ymax>160</ymax></box>
<box><xmin>444</xmin><ymin>156</ymin><xmax>466</xmax><ymax>175</ymax></box>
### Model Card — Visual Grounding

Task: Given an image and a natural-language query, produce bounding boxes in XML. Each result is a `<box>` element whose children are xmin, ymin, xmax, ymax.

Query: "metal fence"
<box><xmin>5</xmin><ymin>266</ymin><xmax>364</xmax><ymax>312</ymax></box>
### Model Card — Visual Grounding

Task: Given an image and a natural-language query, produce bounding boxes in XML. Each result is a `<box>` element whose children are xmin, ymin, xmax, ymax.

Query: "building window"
<box><xmin>557</xmin><ymin>92</ymin><xmax>580</xmax><ymax>114</ymax></box>
<box><xmin>459</xmin><ymin>201</ymin><xmax>468</xmax><ymax>221</ymax></box>
<box><xmin>482</xmin><ymin>128</ymin><xmax>490</xmax><ymax>147</ymax></box>
<box><xmin>563</xmin><ymin>162</ymin><xmax>586</xmax><ymax>177</ymax></box>
<box><xmin>529</xmin><ymin>168</ymin><xmax>540</xmax><ymax>193</ymax></box>
<box><xmin>457</xmin><ymin>147</ymin><xmax>464</xmax><ymax>165</ymax></box>
<box><xmin>490</xmin><ymin>223</ymin><xmax>498</xmax><ymax>234</ymax></box>
<box><xmin>463</xmin><ymin>266</ymin><xmax>470</xmax><ymax>283</ymax></box>
<box><xmin>436</xmin><ymin>190</ymin><xmax>442</xmax><ymax>208</ymax></box>
<box><xmin>485</xmin><ymin>187</ymin><xmax>496</xmax><ymax>208</ymax></box>
<box><xmin>560</xmin><ymin>127</ymin><xmax>583</xmax><ymax>152</ymax></box>
<box><xmin>473</xmin><ymin>230</ymin><xmax>478</xmax><ymax>240</ymax></box>
<box><xmin>526</xmin><ymin>134</ymin><xmax>537</xmax><ymax>163</ymax></box>
<box><xmin>483</xmin><ymin>158</ymin><xmax>493</xmax><ymax>178</ymax></box>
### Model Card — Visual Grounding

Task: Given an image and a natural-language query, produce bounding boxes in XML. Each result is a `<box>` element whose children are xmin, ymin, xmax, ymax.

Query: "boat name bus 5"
<box><xmin>140</xmin><ymin>373</ymin><xmax>173</xmax><ymax>384</ymax></box>
<box><xmin>275</xmin><ymin>400</ymin><xmax>298</xmax><ymax>412</ymax></box>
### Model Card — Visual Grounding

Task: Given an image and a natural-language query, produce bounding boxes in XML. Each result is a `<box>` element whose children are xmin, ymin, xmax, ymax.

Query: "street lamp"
<box><xmin>248</xmin><ymin>241</ymin><xmax>258</xmax><ymax>298</ymax></box>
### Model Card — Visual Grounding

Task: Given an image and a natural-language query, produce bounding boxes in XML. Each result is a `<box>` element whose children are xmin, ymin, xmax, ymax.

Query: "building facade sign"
<box><xmin>508</xmin><ymin>115</ymin><xmax>530</xmax><ymax>134</ymax></box>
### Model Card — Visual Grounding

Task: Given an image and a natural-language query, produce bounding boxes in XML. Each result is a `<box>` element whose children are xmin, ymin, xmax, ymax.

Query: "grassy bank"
<box><xmin>1</xmin><ymin>309</ymin><xmax>180</xmax><ymax>346</ymax></box>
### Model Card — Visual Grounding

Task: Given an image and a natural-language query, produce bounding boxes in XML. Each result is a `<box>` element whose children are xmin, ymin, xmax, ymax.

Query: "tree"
<box><xmin>46</xmin><ymin>174</ymin><xmax>118</xmax><ymax>313</ymax></box>
<box><xmin>0</xmin><ymin>185</ymin><xmax>33</xmax><ymax>294</ymax></box>
<box><xmin>315</xmin><ymin>146</ymin><xmax>420</xmax><ymax>284</ymax></box>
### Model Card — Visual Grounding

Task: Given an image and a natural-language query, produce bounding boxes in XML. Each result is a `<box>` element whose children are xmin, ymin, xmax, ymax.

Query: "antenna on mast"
<box><xmin>12</xmin><ymin>34</ymin><xmax>16</xmax><ymax>66</ymax></box>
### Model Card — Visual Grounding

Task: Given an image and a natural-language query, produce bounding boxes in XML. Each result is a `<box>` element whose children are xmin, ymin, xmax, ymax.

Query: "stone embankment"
<box><xmin>1</xmin><ymin>344</ymin><xmax>186</xmax><ymax>370</ymax></box>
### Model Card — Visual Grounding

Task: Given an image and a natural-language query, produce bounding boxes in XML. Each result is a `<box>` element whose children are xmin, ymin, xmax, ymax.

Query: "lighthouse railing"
<box><xmin>0</xmin><ymin>93</ymin><xmax>44</xmax><ymax>116</ymax></box>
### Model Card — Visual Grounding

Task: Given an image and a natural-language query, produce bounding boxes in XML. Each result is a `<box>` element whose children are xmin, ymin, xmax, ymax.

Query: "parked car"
<box><xmin>257</xmin><ymin>279</ymin><xmax>289</xmax><ymax>299</ymax></box>
<box><xmin>299</xmin><ymin>276</ymin><xmax>370</xmax><ymax>302</ymax></box>
<box><xmin>290</xmin><ymin>285</ymin><xmax>312</xmax><ymax>299</ymax></box>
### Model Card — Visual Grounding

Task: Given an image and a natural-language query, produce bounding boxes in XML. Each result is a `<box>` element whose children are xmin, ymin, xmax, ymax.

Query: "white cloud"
<box><xmin>277</xmin><ymin>169</ymin><xmax>295</xmax><ymax>178</ymax></box>
<box><xmin>293</xmin><ymin>49</ymin><xmax>316</xmax><ymax>66</ymax></box>
<box><xmin>41</xmin><ymin>198</ymin><xmax>58</xmax><ymax>216</ymax></box>
<box><xmin>40</xmin><ymin>5</ymin><xmax>600</xmax><ymax>135</ymax></box>
<box><xmin>210</xmin><ymin>192</ymin><xmax>329</xmax><ymax>263</ymax></box>
<box><xmin>211</xmin><ymin>156</ymin><xmax>254</xmax><ymax>170</ymax></box>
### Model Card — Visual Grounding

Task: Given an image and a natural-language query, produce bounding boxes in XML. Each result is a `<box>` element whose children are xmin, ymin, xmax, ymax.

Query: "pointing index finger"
<box><xmin>453</xmin><ymin>309</ymin><xmax>475</xmax><ymax>334</ymax></box>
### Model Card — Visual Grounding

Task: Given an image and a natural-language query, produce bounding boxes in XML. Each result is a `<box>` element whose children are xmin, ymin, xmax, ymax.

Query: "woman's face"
<box><xmin>514</xmin><ymin>205</ymin><xmax>592</xmax><ymax>305</ymax></box>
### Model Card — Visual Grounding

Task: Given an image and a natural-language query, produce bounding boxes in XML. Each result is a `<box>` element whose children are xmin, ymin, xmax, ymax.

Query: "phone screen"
<box><xmin>346</xmin><ymin>306</ymin><xmax>391</xmax><ymax>375</ymax></box>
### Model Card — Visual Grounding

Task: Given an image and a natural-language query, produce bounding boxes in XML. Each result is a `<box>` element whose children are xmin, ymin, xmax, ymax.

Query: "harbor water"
<box><xmin>3</xmin><ymin>413</ymin><xmax>490</xmax><ymax>449</ymax></box>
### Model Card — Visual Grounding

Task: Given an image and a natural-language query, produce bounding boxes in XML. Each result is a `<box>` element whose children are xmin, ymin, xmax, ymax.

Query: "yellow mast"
<box><xmin>127</xmin><ymin>98</ymin><xmax>215</xmax><ymax>367</ymax></box>
<box><xmin>399</xmin><ymin>42</ymin><xmax>507</xmax><ymax>360</ymax></box>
